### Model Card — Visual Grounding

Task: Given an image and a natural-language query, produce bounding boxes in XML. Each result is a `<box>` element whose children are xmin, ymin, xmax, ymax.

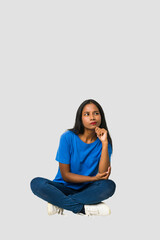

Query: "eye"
<box><xmin>84</xmin><ymin>112</ymin><xmax>99</xmax><ymax>116</ymax></box>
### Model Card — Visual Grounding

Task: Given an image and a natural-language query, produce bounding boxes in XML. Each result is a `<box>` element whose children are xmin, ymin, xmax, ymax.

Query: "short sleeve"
<box><xmin>108</xmin><ymin>143</ymin><xmax>112</xmax><ymax>161</ymax></box>
<box><xmin>55</xmin><ymin>133</ymin><xmax>71</xmax><ymax>164</ymax></box>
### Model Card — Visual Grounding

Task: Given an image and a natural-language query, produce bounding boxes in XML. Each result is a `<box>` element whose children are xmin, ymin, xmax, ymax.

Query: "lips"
<box><xmin>90</xmin><ymin>122</ymin><xmax>97</xmax><ymax>125</ymax></box>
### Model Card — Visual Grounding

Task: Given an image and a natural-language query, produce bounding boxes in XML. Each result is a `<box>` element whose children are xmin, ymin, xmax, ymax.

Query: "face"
<box><xmin>81</xmin><ymin>103</ymin><xmax>101</xmax><ymax>130</ymax></box>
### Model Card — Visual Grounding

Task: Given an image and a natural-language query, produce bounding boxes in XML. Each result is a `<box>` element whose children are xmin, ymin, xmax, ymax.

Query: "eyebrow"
<box><xmin>83</xmin><ymin>111</ymin><xmax>99</xmax><ymax>113</ymax></box>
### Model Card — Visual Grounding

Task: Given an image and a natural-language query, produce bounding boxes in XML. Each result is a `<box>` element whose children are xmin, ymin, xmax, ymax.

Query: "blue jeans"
<box><xmin>30</xmin><ymin>177</ymin><xmax>116</xmax><ymax>214</ymax></box>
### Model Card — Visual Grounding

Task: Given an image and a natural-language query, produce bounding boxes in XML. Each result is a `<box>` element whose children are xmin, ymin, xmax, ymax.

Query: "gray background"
<box><xmin>0</xmin><ymin>0</ymin><xmax>159</xmax><ymax>239</ymax></box>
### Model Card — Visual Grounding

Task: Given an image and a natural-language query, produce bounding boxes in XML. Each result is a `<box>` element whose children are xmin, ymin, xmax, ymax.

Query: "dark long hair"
<box><xmin>67</xmin><ymin>99</ymin><xmax>113</xmax><ymax>152</ymax></box>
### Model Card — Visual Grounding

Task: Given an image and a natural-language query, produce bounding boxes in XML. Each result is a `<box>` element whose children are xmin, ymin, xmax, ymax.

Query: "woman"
<box><xmin>30</xmin><ymin>99</ymin><xmax>116</xmax><ymax>216</ymax></box>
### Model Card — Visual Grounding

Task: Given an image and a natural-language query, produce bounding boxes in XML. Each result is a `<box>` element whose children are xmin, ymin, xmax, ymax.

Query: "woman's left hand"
<box><xmin>95</xmin><ymin>127</ymin><xmax>108</xmax><ymax>143</ymax></box>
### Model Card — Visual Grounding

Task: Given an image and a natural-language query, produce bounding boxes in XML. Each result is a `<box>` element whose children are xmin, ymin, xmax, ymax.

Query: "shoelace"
<box><xmin>57</xmin><ymin>208</ymin><xmax>64</xmax><ymax>215</ymax></box>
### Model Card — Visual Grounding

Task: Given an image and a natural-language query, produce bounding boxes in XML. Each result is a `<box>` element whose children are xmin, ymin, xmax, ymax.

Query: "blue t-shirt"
<box><xmin>53</xmin><ymin>130</ymin><xmax>112</xmax><ymax>190</ymax></box>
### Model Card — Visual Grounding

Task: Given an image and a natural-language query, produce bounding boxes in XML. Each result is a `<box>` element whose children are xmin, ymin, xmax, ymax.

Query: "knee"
<box><xmin>99</xmin><ymin>179</ymin><xmax>116</xmax><ymax>197</ymax></box>
<box><xmin>108</xmin><ymin>179</ymin><xmax>116</xmax><ymax>196</ymax></box>
<box><xmin>30</xmin><ymin>177</ymin><xmax>42</xmax><ymax>194</ymax></box>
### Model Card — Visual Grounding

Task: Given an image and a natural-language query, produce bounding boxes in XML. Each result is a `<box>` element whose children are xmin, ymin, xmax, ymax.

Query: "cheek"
<box><xmin>82</xmin><ymin>117</ymin><xmax>89</xmax><ymax>125</ymax></box>
<box><xmin>81</xmin><ymin>117</ymin><xmax>85</xmax><ymax>124</ymax></box>
<box><xmin>98</xmin><ymin>115</ymin><xmax>101</xmax><ymax>123</ymax></box>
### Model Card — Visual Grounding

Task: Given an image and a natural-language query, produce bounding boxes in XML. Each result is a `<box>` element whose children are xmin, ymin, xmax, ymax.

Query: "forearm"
<box><xmin>98</xmin><ymin>142</ymin><xmax>110</xmax><ymax>173</ymax></box>
<box><xmin>63</xmin><ymin>172</ymin><xmax>96</xmax><ymax>183</ymax></box>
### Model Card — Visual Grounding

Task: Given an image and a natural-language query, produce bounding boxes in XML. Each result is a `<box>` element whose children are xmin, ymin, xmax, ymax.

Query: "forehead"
<box><xmin>82</xmin><ymin>103</ymin><xmax>99</xmax><ymax>112</ymax></box>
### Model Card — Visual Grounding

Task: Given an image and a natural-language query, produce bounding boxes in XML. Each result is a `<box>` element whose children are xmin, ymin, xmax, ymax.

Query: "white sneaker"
<box><xmin>47</xmin><ymin>203</ymin><xmax>64</xmax><ymax>215</ymax></box>
<box><xmin>84</xmin><ymin>202</ymin><xmax>111</xmax><ymax>216</ymax></box>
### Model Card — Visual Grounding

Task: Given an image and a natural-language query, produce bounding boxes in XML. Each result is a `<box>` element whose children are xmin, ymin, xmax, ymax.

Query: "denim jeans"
<box><xmin>30</xmin><ymin>177</ymin><xmax>116</xmax><ymax>214</ymax></box>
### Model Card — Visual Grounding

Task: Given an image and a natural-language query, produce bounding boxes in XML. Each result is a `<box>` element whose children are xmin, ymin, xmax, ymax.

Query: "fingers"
<box><xmin>105</xmin><ymin>166</ymin><xmax>111</xmax><ymax>174</ymax></box>
<box><xmin>96</xmin><ymin>166</ymin><xmax>112</xmax><ymax>180</ymax></box>
<box><xmin>99</xmin><ymin>172</ymin><xmax>109</xmax><ymax>179</ymax></box>
<box><xmin>100</xmin><ymin>167</ymin><xmax>111</xmax><ymax>180</ymax></box>
<box><xmin>107</xmin><ymin>166</ymin><xmax>111</xmax><ymax>174</ymax></box>
<box><xmin>95</xmin><ymin>127</ymin><xmax>103</xmax><ymax>137</ymax></box>
<box><xmin>102</xmin><ymin>172</ymin><xmax>110</xmax><ymax>180</ymax></box>
<box><xmin>100</xmin><ymin>172</ymin><xmax>108</xmax><ymax>177</ymax></box>
<box><xmin>95</xmin><ymin>127</ymin><xmax>100</xmax><ymax>136</ymax></box>
<box><xmin>99</xmin><ymin>167</ymin><xmax>111</xmax><ymax>176</ymax></box>
<box><xmin>95</xmin><ymin>127</ymin><xmax>107</xmax><ymax>137</ymax></box>
<box><xmin>106</xmin><ymin>167</ymin><xmax>111</xmax><ymax>177</ymax></box>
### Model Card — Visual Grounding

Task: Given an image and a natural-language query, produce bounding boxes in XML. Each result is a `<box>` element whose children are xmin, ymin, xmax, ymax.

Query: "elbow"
<box><xmin>61</xmin><ymin>172</ymin><xmax>71</xmax><ymax>183</ymax></box>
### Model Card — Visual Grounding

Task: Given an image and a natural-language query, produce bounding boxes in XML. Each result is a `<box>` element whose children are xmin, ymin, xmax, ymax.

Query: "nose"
<box><xmin>90</xmin><ymin>114</ymin><xmax>96</xmax><ymax>120</ymax></box>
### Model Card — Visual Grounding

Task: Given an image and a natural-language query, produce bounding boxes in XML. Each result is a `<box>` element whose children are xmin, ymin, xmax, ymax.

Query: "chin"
<box><xmin>89</xmin><ymin>125</ymin><xmax>97</xmax><ymax>129</ymax></box>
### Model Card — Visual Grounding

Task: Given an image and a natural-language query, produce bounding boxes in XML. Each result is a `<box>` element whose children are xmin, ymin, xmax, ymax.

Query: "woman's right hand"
<box><xmin>94</xmin><ymin>166</ymin><xmax>111</xmax><ymax>181</ymax></box>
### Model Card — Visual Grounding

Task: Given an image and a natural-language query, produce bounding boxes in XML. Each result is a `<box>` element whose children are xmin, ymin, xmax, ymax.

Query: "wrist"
<box><xmin>102</xmin><ymin>141</ymin><xmax>108</xmax><ymax>147</ymax></box>
<box><xmin>92</xmin><ymin>176</ymin><xmax>97</xmax><ymax>181</ymax></box>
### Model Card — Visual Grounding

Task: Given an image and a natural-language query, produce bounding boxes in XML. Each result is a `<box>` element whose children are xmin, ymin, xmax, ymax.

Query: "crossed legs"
<box><xmin>30</xmin><ymin>177</ymin><xmax>116</xmax><ymax>214</ymax></box>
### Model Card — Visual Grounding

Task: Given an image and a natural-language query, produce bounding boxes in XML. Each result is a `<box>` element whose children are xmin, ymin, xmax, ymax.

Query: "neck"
<box><xmin>80</xmin><ymin>129</ymin><xmax>97</xmax><ymax>143</ymax></box>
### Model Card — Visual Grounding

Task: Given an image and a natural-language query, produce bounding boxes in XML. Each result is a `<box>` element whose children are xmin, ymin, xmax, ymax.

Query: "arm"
<box><xmin>59</xmin><ymin>163</ymin><xmax>110</xmax><ymax>183</ymax></box>
<box><xmin>59</xmin><ymin>163</ymin><xmax>96</xmax><ymax>183</ymax></box>
<box><xmin>95</xmin><ymin>127</ymin><xmax>111</xmax><ymax>173</ymax></box>
<box><xmin>98</xmin><ymin>142</ymin><xmax>110</xmax><ymax>173</ymax></box>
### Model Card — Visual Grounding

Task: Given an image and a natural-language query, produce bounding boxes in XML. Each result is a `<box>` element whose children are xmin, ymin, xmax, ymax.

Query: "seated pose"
<box><xmin>30</xmin><ymin>99</ymin><xmax>116</xmax><ymax>216</ymax></box>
